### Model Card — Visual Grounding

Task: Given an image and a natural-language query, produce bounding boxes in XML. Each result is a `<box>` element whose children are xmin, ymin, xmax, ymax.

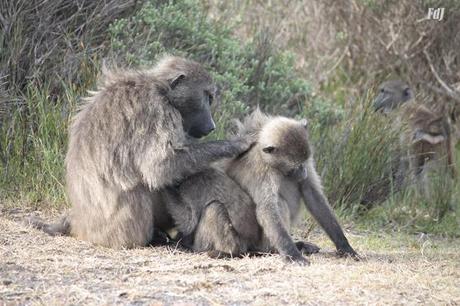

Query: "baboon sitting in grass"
<box><xmin>373</xmin><ymin>79</ymin><xmax>456</xmax><ymax>192</ymax></box>
<box><xmin>164</xmin><ymin>110</ymin><xmax>358</xmax><ymax>265</ymax></box>
<box><xmin>30</xmin><ymin>55</ymin><xmax>252</xmax><ymax>248</ymax></box>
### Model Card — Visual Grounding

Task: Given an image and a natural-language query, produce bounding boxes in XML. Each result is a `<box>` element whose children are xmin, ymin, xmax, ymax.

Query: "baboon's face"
<box><xmin>261</xmin><ymin>119</ymin><xmax>311</xmax><ymax>181</ymax></box>
<box><xmin>167</xmin><ymin>74</ymin><xmax>217</xmax><ymax>138</ymax></box>
<box><xmin>374</xmin><ymin>80</ymin><xmax>413</xmax><ymax>113</ymax></box>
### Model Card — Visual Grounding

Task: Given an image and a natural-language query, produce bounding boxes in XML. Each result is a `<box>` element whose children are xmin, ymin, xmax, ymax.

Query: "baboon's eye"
<box><xmin>403</xmin><ymin>88</ymin><xmax>410</xmax><ymax>96</ymax></box>
<box><xmin>208</xmin><ymin>93</ymin><xmax>213</xmax><ymax>105</ymax></box>
<box><xmin>170</xmin><ymin>74</ymin><xmax>185</xmax><ymax>89</ymax></box>
<box><xmin>380</xmin><ymin>88</ymin><xmax>385</xmax><ymax>93</ymax></box>
<box><xmin>205</xmin><ymin>91</ymin><xmax>213</xmax><ymax>106</ymax></box>
<box><xmin>262</xmin><ymin>146</ymin><xmax>276</xmax><ymax>154</ymax></box>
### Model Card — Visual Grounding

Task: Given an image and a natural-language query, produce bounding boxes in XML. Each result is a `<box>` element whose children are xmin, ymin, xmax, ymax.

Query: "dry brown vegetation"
<box><xmin>208</xmin><ymin>1</ymin><xmax>460</xmax><ymax>103</ymax></box>
<box><xmin>1</xmin><ymin>207</ymin><xmax>459</xmax><ymax>305</ymax></box>
<box><xmin>1</xmin><ymin>1</ymin><xmax>459</xmax><ymax>304</ymax></box>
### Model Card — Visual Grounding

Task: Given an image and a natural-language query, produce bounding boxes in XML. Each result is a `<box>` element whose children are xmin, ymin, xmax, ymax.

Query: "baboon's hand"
<box><xmin>296</xmin><ymin>241</ymin><xmax>320</xmax><ymax>255</ymax></box>
<box><xmin>283</xmin><ymin>253</ymin><xmax>310</xmax><ymax>266</ymax></box>
<box><xmin>336</xmin><ymin>246</ymin><xmax>361</xmax><ymax>261</ymax></box>
<box><xmin>233</xmin><ymin>137</ymin><xmax>255</xmax><ymax>156</ymax></box>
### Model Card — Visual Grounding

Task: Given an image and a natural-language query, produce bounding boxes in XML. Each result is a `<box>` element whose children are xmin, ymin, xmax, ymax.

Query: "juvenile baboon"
<box><xmin>373</xmin><ymin>80</ymin><xmax>456</xmax><ymax>189</ymax></box>
<box><xmin>165</xmin><ymin>110</ymin><xmax>358</xmax><ymax>264</ymax></box>
<box><xmin>30</xmin><ymin>56</ymin><xmax>251</xmax><ymax>248</ymax></box>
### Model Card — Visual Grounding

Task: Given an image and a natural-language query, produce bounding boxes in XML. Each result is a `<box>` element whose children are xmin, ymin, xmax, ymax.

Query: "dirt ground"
<box><xmin>1</xmin><ymin>207</ymin><xmax>459</xmax><ymax>306</ymax></box>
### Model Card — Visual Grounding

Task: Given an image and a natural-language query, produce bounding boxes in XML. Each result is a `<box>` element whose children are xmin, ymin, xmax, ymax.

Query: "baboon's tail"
<box><xmin>27</xmin><ymin>215</ymin><xmax>71</xmax><ymax>236</ymax></box>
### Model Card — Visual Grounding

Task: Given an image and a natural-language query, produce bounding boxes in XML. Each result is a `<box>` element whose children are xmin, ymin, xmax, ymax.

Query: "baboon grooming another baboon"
<box><xmin>165</xmin><ymin>110</ymin><xmax>358</xmax><ymax>264</ymax></box>
<box><xmin>31</xmin><ymin>56</ymin><xmax>251</xmax><ymax>248</ymax></box>
<box><xmin>373</xmin><ymin>80</ymin><xmax>456</xmax><ymax>189</ymax></box>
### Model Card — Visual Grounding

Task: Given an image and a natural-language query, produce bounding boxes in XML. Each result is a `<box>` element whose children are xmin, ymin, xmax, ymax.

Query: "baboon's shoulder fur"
<box><xmin>67</xmin><ymin>56</ymin><xmax>210</xmax><ymax>191</ymax></box>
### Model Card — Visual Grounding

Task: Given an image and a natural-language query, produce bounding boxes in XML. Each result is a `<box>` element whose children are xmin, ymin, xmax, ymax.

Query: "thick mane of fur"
<box><xmin>231</xmin><ymin>108</ymin><xmax>272</xmax><ymax>139</ymax></box>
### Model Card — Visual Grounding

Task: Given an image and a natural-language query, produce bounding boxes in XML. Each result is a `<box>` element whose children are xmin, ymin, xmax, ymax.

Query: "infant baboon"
<box><xmin>373</xmin><ymin>80</ymin><xmax>456</xmax><ymax>189</ymax></box>
<box><xmin>31</xmin><ymin>56</ymin><xmax>251</xmax><ymax>248</ymax></box>
<box><xmin>165</xmin><ymin>110</ymin><xmax>358</xmax><ymax>264</ymax></box>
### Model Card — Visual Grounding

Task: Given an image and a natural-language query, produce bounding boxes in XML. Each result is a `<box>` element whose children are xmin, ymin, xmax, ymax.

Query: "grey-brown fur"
<box><xmin>373</xmin><ymin>80</ymin><xmax>456</xmax><ymax>190</ymax></box>
<box><xmin>165</xmin><ymin>110</ymin><xmax>358</xmax><ymax>264</ymax></box>
<box><xmin>373</xmin><ymin>80</ymin><xmax>413</xmax><ymax>113</ymax></box>
<box><xmin>30</xmin><ymin>56</ymin><xmax>251</xmax><ymax>248</ymax></box>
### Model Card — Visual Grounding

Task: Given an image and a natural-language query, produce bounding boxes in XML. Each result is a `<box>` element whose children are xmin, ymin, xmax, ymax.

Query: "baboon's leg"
<box><xmin>161</xmin><ymin>186</ymin><xmax>201</xmax><ymax>237</ymax></box>
<box><xmin>71</xmin><ymin>184</ymin><xmax>155</xmax><ymax>248</ymax></box>
<box><xmin>194</xmin><ymin>201</ymin><xmax>243</xmax><ymax>257</ymax></box>
<box><xmin>395</xmin><ymin>155</ymin><xmax>410</xmax><ymax>191</ymax></box>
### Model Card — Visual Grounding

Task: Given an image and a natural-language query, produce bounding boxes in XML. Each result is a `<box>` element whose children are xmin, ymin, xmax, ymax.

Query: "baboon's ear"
<box><xmin>262</xmin><ymin>146</ymin><xmax>276</xmax><ymax>154</ymax></box>
<box><xmin>413</xmin><ymin>130</ymin><xmax>445</xmax><ymax>144</ymax></box>
<box><xmin>170</xmin><ymin>74</ymin><xmax>186</xmax><ymax>89</ymax></box>
<box><xmin>299</xmin><ymin>119</ymin><xmax>308</xmax><ymax>129</ymax></box>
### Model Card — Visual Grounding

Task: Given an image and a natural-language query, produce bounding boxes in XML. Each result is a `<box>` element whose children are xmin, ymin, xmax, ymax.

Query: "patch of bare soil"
<box><xmin>1</xmin><ymin>208</ymin><xmax>459</xmax><ymax>305</ymax></box>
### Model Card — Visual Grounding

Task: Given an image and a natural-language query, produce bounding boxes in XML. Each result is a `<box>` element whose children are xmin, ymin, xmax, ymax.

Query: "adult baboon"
<box><xmin>373</xmin><ymin>80</ymin><xmax>456</xmax><ymax>188</ymax></box>
<box><xmin>164</xmin><ymin>110</ymin><xmax>358</xmax><ymax>264</ymax></box>
<box><xmin>31</xmin><ymin>56</ymin><xmax>252</xmax><ymax>248</ymax></box>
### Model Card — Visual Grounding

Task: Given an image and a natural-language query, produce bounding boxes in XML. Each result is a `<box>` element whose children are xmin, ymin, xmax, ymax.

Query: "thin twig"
<box><xmin>423</xmin><ymin>49</ymin><xmax>460</xmax><ymax>103</ymax></box>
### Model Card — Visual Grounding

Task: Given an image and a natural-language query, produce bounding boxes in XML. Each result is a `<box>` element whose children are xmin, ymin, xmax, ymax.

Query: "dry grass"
<box><xmin>1</xmin><ymin>207</ymin><xmax>459</xmax><ymax>305</ymax></box>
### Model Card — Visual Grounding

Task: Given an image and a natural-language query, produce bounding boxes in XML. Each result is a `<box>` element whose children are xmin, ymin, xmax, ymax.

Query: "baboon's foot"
<box><xmin>206</xmin><ymin>250</ymin><xmax>240</xmax><ymax>259</ymax></box>
<box><xmin>149</xmin><ymin>228</ymin><xmax>175</xmax><ymax>246</ymax></box>
<box><xmin>282</xmin><ymin>253</ymin><xmax>310</xmax><ymax>266</ymax></box>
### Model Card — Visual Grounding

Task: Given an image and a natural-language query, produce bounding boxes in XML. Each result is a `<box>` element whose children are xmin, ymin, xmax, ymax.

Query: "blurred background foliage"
<box><xmin>0</xmin><ymin>0</ymin><xmax>458</xmax><ymax>235</ymax></box>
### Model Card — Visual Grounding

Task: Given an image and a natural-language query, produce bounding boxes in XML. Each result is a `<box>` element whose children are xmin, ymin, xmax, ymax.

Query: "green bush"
<box><xmin>108</xmin><ymin>0</ymin><xmax>311</xmax><ymax>137</ymax></box>
<box><xmin>0</xmin><ymin>0</ymin><xmax>312</xmax><ymax>205</ymax></box>
<box><xmin>0</xmin><ymin>83</ymin><xmax>79</xmax><ymax>206</ymax></box>
<box><xmin>309</xmin><ymin>92</ymin><xmax>402</xmax><ymax>209</ymax></box>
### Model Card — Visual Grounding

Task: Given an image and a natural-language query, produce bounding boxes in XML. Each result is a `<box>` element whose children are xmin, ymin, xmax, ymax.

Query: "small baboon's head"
<box><xmin>153</xmin><ymin>56</ymin><xmax>217</xmax><ymax>138</ymax></box>
<box><xmin>374</xmin><ymin>80</ymin><xmax>413</xmax><ymax>113</ymax></box>
<box><xmin>258</xmin><ymin>117</ymin><xmax>311</xmax><ymax>181</ymax></box>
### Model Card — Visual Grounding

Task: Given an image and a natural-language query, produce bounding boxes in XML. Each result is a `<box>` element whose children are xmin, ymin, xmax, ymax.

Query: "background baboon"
<box><xmin>373</xmin><ymin>80</ymin><xmax>414</xmax><ymax>113</ymax></box>
<box><xmin>373</xmin><ymin>80</ymin><xmax>456</xmax><ymax>189</ymax></box>
<box><xmin>31</xmin><ymin>56</ymin><xmax>251</xmax><ymax>248</ymax></box>
<box><xmin>165</xmin><ymin>110</ymin><xmax>358</xmax><ymax>264</ymax></box>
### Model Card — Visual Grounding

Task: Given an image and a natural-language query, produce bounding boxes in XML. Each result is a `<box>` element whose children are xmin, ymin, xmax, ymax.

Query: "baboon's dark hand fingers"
<box><xmin>295</xmin><ymin>241</ymin><xmax>320</xmax><ymax>255</ymax></box>
<box><xmin>234</xmin><ymin>137</ymin><xmax>256</xmax><ymax>157</ymax></box>
<box><xmin>336</xmin><ymin>247</ymin><xmax>361</xmax><ymax>261</ymax></box>
<box><xmin>207</xmin><ymin>250</ymin><xmax>235</xmax><ymax>259</ymax></box>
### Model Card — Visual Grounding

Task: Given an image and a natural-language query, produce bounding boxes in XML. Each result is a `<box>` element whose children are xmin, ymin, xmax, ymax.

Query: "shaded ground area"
<box><xmin>1</xmin><ymin>207</ymin><xmax>459</xmax><ymax>305</ymax></box>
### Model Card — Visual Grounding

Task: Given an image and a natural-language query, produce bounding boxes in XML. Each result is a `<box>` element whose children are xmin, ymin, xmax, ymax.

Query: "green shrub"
<box><xmin>309</xmin><ymin>92</ymin><xmax>402</xmax><ymax>210</ymax></box>
<box><xmin>0</xmin><ymin>0</ymin><xmax>311</xmax><ymax>205</ymax></box>
<box><xmin>108</xmin><ymin>0</ymin><xmax>311</xmax><ymax>137</ymax></box>
<box><xmin>0</xmin><ymin>83</ymin><xmax>79</xmax><ymax>206</ymax></box>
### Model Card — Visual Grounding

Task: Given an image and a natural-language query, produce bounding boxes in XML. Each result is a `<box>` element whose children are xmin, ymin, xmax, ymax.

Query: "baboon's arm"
<box><xmin>142</xmin><ymin>139</ymin><xmax>250</xmax><ymax>189</ymax></box>
<box><xmin>161</xmin><ymin>187</ymin><xmax>199</xmax><ymax>236</ymax></box>
<box><xmin>254</xmin><ymin>188</ymin><xmax>308</xmax><ymax>265</ymax></box>
<box><xmin>300</xmin><ymin>178</ymin><xmax>359</xmax><ymax>259</ymax></box>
